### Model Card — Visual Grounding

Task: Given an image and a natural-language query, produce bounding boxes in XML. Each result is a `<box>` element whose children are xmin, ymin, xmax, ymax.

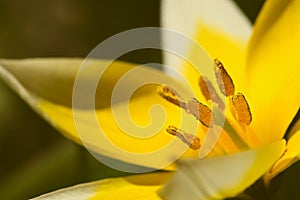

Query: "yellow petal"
<box><xmin>38</xmin><ymin>90</ymin><xmax>201</xmax><ymax>170</ymax></box>
<box><xmin>160</xmin><ymin>140</ymin><xmax>285</xmax><ymax>200</ymax></box>
<box><xmin>0</xmin><ymin>58</ymin><xmax>202</xmax><ymax>169</ymax></box>
<box><xmin>161</xmin><ymin>0</ymin><xmax>252</xmax><ymax>41</ymax></box>
<box><xmin>0</xmin><ymin>58</ymin><xmax>247</xmax><ymax>168</ymax></box>
<box><xmin>246</xmin><ymin>0</ymin><xmax>300</xmax><ymax>143</ymax></box>
<box><xmin>267</xmin><ymin>130</ymin><xmax>300</xmax><ymax>180</ymax></box>
<box><xmin>38</xmin><ymin>87</ymin><xmax>250</xmax><ymax>168</ymax></box>
<box><xmin>31</xmin><ymin>172</ymin><xmax>171</xmax><ymax>200</ymax></box>
<box><xmin>288</xmin><ymin>116</ymin><xmax>300</xmax><ymax>138</ymax></box>
<box><xmin>161</xmin><ymin>0</ymin><xmax>252</xmax><ymax>93</ymax></box>
<box><xmin>0</xmin><ymin>58</ymin><xmax>139</xmax><ymax>109</ymax></box>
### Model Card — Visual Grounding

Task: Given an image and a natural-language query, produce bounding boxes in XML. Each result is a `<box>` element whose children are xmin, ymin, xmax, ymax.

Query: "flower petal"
<box><xmin>267</xmin><ymin>130</ymin><xmax>300</xmax><ymax>180</ymax></box>
<box><xmin>0</xmin><ymin>58</ymin><xmax>251</xmax><ymax>169</ymax></box>
<box><xmin>288</xmin><ymin>116</ymin><xmax>300</xmax><ymax>138</ymax></box>
<box><xmin>0</xmin><ymin>58</ymin><xmax>146</xmax><ymax>109</ymax></box>
<box><xmin>246</xmin><ymin>0</ymin><xmax>300</xmax><ymax>143</ymax></box>
<box><xmin>160</xmin><ymin>140</ymin><xmax>285</xmax><ymax>200</ymax></box>
<box><xmin>161</xmin><ymin>0</ymin><xmax>252</xmax><ymax>91</ymax></box>
<box><xmin>0</xmin><ymin>58</ymin><xmax>202</xmax><ymax>169</ymax></box>
<box><xmin>31</xmin><ymin>172</ymin><xmax>170</xmax><ymax>200</ymax></box>
<box><xmin>37</xmin><ymin>91</ymin><xmax>200</xmax><ymax>170</ymax></box>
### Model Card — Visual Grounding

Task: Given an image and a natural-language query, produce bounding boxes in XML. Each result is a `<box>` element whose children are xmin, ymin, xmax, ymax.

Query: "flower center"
<box><xmin>157</xmin><ymin>58</ymin><xmax>253</xmax><ymax>152</ymax></box>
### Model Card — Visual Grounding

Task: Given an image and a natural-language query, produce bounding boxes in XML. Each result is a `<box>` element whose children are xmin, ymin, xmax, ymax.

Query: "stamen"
<box><xmin>214</xmin><ymin>58</ymin><xmax>235</xmax><ymax>96</ymax></box>
<box><xmin>157</xmin><ymin>85</ymin><xmax>186</xmax><ymax>109</ymax></box>
<box><xmin>231</xmin><ymin>93</ymin><xmax>252</xmax><ymax>125</ymax></box>
<box><xmin>199</xmin><ymin>76</ymin><xmax>225</xmax><ymax>110</ymax></box>
<box><xmin>186</xmin><ymin>98</ymin><xmax>214</xmax><ymax>127</ymax></box>
<box><xmin>166</xmin><ymin>125</ymin><xmax>201</xmax><ymax>150</ymax></box>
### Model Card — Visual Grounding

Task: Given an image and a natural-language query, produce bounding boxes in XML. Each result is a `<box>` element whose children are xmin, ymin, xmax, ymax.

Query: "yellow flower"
<box><xmin>1</xmin><ymin>0</ymin><xmax>300</xmax><ymax>199</ymax></box>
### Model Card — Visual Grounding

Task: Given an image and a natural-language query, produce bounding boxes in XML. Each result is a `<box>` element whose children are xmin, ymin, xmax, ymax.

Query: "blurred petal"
<box><xmin>0</xmin><ymin>58</ymin><xmax>146</xmax><ymax>109</ymax></box>
<box><xmin>37</xmin><ymin>91</ymin><xmax>199</xmax><ymax>169</ymax></box>
<box><xmin>0</xmin><ymin>58</ymin><xmax>252</xmax><ymax>168</ymax></box>
<box><xmin>160</xmin><ymin>140</ymin><xmax>285</xmax><ymax>200</ymax></box>
<box><xmin>268</xmin><ymin>130</ymin><xmax>300</xmax><ymax>179</ymax></box>
<box><xmin>0</xmin><ymin>58</ymin><xmax>202</xmax><ymax>169</ymax></box>
<box><xmin>246</xmin><ymin>0</ymin><xmax>300</xmax><ymax>143</ymax></box>
<box><xmin>288</xmin><ymin>116</ymin><xmax>300</xmax><ymax>138</ymax></box>
<box><xmin>31</xmin><ymin>172</ymin><xmax>170</xmax><ymax>200</ymax></box>
<box><xmin>37</xmin><ymin>86</ymin><xmax>249</xmax><ymax>168</ymax></box>
<box><xmin>161</xmin><ymin>0</ymin><xmax>252</xmax><ymax>92</ymax></box>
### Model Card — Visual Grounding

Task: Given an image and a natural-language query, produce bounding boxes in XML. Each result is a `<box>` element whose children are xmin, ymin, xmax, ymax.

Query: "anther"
<box><xmin>231</xmin><ymin>93</ymin><xmax>252</xmax><ymax>125</ymax></box>
<box><xmin>214</xmin><ymin>58</ymin><xmax>235</xmax><ymax>96</ymax></box>
<box><xmin>157</xmin><ymin>85</ymin><xmax>186</xmax><ymax>109</ymax></box>
<box><xmin>186</xmin><ymin>98</ymin><xmax>214</xmax><ymax>127</ymax></box>
<box><xmin>199</xmin><ymin>76</ymin><xmax>225</xmax><ymax>110</ymax></box>
<box><xmin>166</xmin><ymin>125</ymin><xmax>201</xmax><ymax>150</ymax></box>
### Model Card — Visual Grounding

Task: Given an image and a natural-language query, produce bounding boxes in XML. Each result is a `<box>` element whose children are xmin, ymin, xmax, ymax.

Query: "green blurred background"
<box><xmin>1</xmin><ymin>0</ymin><xmax>299</xmax><ymax>199</ymax></box>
